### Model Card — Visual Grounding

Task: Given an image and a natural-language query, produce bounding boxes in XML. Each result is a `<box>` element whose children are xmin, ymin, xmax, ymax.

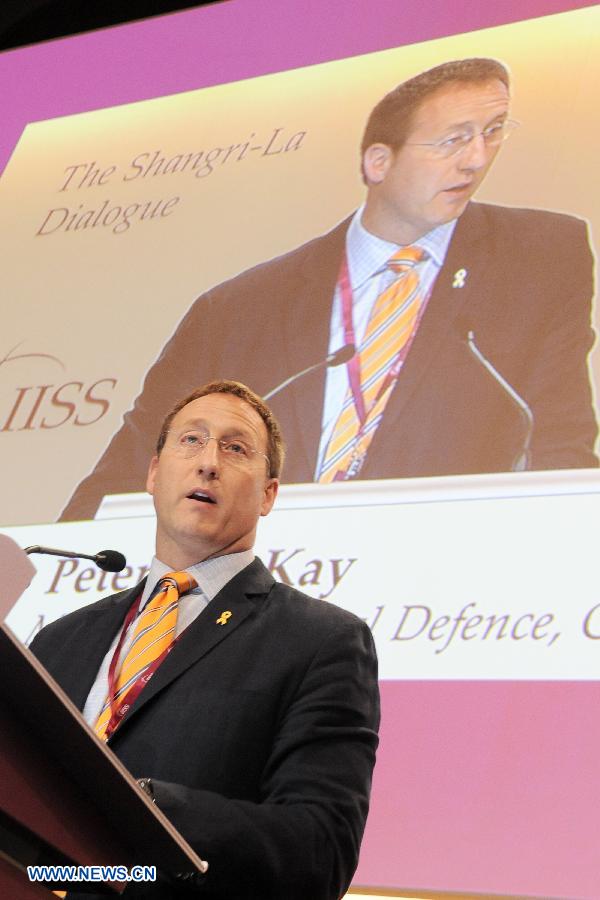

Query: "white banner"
<box><xmin>5</xmin><ymin>469</ymin><xmax>600</xmax><ymax>680</ymax></box>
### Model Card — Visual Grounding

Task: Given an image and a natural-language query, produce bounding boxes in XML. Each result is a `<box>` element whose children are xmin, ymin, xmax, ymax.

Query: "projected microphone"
<box><xmin>263</xmin><ymin>343</ymin><xmax>355</xmax><ymax>401</ymax></box>
<box><xmin>457</xmin><ymin>320</ymin><xmax>533</xmax><ymax>471</ymax></box>
<box><xmin>24</xmin><ymin>545</ymin><xmax>127</xmax><ymax>572</ymax></box>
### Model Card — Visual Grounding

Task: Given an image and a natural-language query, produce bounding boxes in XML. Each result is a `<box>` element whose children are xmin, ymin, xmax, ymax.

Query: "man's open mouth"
<box><xmin>187</xmin><ymin>491</ymin><xmax>216</xmax><ymax>504</ymax></box>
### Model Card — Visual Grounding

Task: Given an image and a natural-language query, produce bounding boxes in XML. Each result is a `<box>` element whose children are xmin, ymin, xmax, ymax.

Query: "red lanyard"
<box><xmin>103</xmin><ymin>593</ymin><xmax>178</xmax><ymax>740</ymax></box>
<box><xmin>337</xmin><ymin>251</ymin><xmax>430</xmax><ymax>427</ymax></box>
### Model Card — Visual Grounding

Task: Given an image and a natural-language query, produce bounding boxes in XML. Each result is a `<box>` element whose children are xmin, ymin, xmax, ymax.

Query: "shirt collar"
<box><xmin>140</xmin><ymin>549</ymin><xmax>255</xmax><ymax>608</ymax></box>
<box><xmin>346</xmin><ymin>204</ymin><xmax>457</xmax><ymax>290</ymax></box>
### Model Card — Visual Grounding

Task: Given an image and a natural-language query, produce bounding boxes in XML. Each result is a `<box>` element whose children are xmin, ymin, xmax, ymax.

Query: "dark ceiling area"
<box><xmin>0</xmin><ymin>0</ymin><xmax>224</xmax><ymax>52</ymax></box>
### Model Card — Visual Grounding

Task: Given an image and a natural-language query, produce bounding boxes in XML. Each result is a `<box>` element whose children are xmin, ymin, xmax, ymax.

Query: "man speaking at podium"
<box><xmin>31</xmin><ymin>381</ymin><xmax>380</xmax><ymax>899</ymax></box>
<box><xmin>61</xmin><ymin>56</ymin><xmax>598</xmax><ymax>521</ymax></box>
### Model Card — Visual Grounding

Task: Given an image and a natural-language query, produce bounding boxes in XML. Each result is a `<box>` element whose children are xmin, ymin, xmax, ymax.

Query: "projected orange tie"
<box><xmin>94</xmin><ymin>571</ymin><xmax>197</xmax><ymax>740</ymax></box>
<box><xmin>319</xmin><ymin>246</ymin><xmax>425</xmax><ymax>482</ymax></box>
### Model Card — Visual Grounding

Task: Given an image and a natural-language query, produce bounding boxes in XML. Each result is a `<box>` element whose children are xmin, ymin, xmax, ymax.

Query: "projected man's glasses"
<box><xmin>407</xmin><ymin>118</ymin><xmax>520</xmax><ymax>159</ymax></box>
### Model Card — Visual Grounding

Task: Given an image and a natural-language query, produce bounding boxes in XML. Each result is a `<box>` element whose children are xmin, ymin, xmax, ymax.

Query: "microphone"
<box><xmin>456</xmin><ymin>320</ymin><xmax>533</xmax><ymax>471</ymax></box>
<box><xmin>24</xmin><ymin>545</ymin><xmax>127</xmax><ymax>572</ymax></box>
<box><xmin>263</xmin><ymin>343</ymin><xmax>355</xmax><ymax>401</ymax></box>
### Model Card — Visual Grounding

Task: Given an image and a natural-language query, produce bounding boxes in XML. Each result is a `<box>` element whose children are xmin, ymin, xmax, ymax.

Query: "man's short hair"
<box><xmin>156</xmin><ymin>380</ymin><xmax>285</xmax><ymax>479</ymax></box>
<box><xmin>361</xmin><ymin>57</ymin><xmax>510</xmax><ymax>160</ymax></box>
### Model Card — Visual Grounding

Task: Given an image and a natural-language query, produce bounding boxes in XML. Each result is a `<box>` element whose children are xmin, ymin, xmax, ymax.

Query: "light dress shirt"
<box><xmin>315</xmin><ymin>207</ymin><xmax>457</xmax><ymax>476</ymax></box>
<box><xmin>82</xmin><ymin>549</ymin><xmax>255</xmax><ymax>725</ymax></box>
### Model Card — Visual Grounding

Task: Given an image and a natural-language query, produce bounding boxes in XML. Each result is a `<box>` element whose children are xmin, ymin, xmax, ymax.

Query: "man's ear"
<box><xmin>362</xmin><ymin>143</ymin><xmax>393</xmax><ymax>185</ymax></box>
<box><xmin>146</xmin><ymin>455</ymin><xmax>159</xmax><ymax>495</ymax></box>
<box><xmin>260</xmin><ymin>478</ymin><xmax>279</xmax><ymax>518</ymax></box>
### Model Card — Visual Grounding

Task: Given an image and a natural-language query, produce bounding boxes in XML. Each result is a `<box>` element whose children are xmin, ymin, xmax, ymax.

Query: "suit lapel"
<box><xmin>374</xmin><ymin>202</ymin><xmax>492</xmax><ymax>429</ymax></box>
<box><xmin>278</xmin><ymin>219</ymin><xmax>351</xmax><ymax>479</ymax></box>
<box><xmin>109</xmin><ymin>560</ymin><xmax>274</xmax><ymax>737</ymax></box>
<box><xmin>60</xmin><ymin>583</ymin><xmax>144</xmax><ymax>711</ymax></box>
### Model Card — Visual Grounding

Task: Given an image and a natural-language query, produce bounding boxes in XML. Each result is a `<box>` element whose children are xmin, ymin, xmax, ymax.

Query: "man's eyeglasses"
<box><xmin>167</xmin><ymin>430</ymin><xmax>270</xmax><ymax>468</ymax></box>
<box><xmin>406</xmin><ymin>119</ymin><xmax>520</xmax><ymax>159</ymax></box>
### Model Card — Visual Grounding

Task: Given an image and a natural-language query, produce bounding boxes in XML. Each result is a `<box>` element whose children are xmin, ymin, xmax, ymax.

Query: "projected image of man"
<box><xmin>62</xmin><ymin>57</ymin><xmax>598</xmax><ymax>521</ymax></box>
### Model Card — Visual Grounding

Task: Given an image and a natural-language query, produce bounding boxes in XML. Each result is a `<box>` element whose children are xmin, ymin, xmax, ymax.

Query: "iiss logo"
<box><xmin>0</xmin><ymin>342</ymin><xmax>117</xmax><ymax>432</ymax></box>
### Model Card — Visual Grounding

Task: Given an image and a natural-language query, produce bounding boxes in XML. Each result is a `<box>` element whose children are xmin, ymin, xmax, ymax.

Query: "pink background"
<box><xmin>358</xmin><ymin>681</ymin><xmax>600</xmax><ymax>896</ymax></box>
<box><xmin>1</xmin><ymin>0</ymin><xmax>596</xmax><ymax>174</ymax></box>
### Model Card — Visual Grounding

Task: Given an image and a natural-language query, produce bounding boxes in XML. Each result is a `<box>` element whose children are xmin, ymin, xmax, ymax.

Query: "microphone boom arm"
<box><xmin>465</xmin><ymin>330</ymin><xmax>533</xmax><ymax>471</ymax></box>
<box><xmin>263</xmin><ymin>344</ymin><xmax>355</xmax><ymax>402</ymax></box>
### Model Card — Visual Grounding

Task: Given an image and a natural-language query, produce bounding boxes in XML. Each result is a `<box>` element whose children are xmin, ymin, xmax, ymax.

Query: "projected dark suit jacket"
<box><xmin>61</xmin><ymin>201</ymin><xmax>598</xmax><ymax>521</ymax></box>
<box><xmin>30</xmin><ymin>557</ymin><xmax>380</xmax><ymax>899</ymax></box>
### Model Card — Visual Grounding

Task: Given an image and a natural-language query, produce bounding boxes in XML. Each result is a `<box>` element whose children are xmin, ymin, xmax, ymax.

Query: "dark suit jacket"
<box><xmin>30</xmin><ymin>558</ymin><xmax>380</xmax><ymax>900</ymax></box>
<box><xmin>61</xmin><ymin>202</ymin><xmax>598</xmax><ymax>521</ymax></box>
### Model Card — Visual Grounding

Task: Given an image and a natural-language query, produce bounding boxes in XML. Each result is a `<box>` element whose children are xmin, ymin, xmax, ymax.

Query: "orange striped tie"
<box><xmin>94</xmin><ymin>571</ymin><xmax>196</xmax><ymax>740</ymax></box>
<box><xmin>319</xmin><ymin>246</ymin><xmax>425</xmax><ymax>482</ymax></box>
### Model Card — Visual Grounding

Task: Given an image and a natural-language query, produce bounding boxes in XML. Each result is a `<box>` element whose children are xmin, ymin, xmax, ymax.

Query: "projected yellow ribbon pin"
<box><xmin>216</xmin><ymin>610</ymin><xmax>233</xmax><ymax>625</ymax></box>
<box><xmin>452</xmin><ymin>268</ymin><xmax>467</xmax><ymax>288</ymax></box>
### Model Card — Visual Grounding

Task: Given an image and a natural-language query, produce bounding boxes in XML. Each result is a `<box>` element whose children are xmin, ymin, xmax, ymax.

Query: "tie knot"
<box><xmin>159</xmin><ymin>571</ymin><xmax>198</xmax><ymax>597</ymax></box>
<box><xmin>387</xmin><ymin>245</ymin><xmax>425</xmax><ymax>273</ymax></box>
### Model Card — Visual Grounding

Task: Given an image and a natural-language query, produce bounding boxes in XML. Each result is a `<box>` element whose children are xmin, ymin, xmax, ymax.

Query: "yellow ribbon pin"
<box><xmin>216</xmin><ymin>610</ymin><xmax>232</xmax><ymax>626</ymax></box>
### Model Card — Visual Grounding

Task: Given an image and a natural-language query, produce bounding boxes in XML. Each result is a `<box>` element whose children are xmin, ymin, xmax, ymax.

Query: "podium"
<box><xmin>0</xmin><ymin>535</ymin><xmax>207</xmax><ymax>897</ymax></box>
